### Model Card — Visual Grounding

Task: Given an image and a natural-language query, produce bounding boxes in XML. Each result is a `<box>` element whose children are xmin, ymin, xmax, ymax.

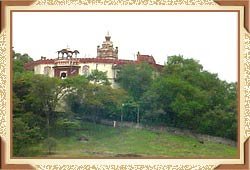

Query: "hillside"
<box><xmin>29</xmin><ymin>122</ymin><xmax>237</xmax><ymax>158</ymax></box>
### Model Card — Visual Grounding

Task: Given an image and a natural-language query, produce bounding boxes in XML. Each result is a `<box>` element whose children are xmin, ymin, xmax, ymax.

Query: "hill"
<box><xmin>28</xmin><ymin>122</ymin><xmax>237</xmax><ymax>158</ymax></box>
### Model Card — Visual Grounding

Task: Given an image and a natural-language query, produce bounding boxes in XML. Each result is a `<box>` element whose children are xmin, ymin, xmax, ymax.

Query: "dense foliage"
<box><xmin>12</xmin><ymin>52</ymin><xmax>237</xmax><ymax>157</ymax></box>
<box><xmin>116</xmin><ymin>56</ymin><xmax>237</xmax><ymax>140</ymax></box>
<box><xmin>12</xmin><ymin>51</ymin><xmax>128</xmax><ymax>156</ymax></box>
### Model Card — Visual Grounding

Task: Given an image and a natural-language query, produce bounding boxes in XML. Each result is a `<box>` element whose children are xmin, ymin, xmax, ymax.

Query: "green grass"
<box><xmin>29</xmin><ymin>122</ymin><xmax>237</xmax><ymax>158</ymax></box>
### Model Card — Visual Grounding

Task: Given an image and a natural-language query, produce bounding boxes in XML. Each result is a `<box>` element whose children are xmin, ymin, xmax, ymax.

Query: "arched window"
<box><xmin>59</xmin><ymin>52</ymin><xmax>63</xmax><ymax>59</ymax></box>
<box><xmin>44</xmin><ymin>66</ymin><xmax>51</xmax><ymax>76</ymax></box>
<box><xmin>82</xmin><ymin>65</ymin><xmax>90</xmax><ymax>76</ymax></box>
<box><xmin>60</xmin><ymin>72</ymin><xmax>67</xmax><ymax>79</ymax></box>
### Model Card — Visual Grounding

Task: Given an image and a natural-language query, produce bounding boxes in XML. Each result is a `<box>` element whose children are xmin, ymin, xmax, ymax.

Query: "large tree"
<box><xmin>142</xmin><ymin>55</ymin><xmax>237</xmax><ymax>140</ymax></box>
<box><xmin>87</xmin><ymin>70</ymin><xmax>111</xmax><ymax>85</ymax></box>
<box><xmin>116</xmin><ymin>62</ymin><xmax>154</xmax><ymax>101</ymax></box>
<box><xmin>65</xmin><ymin>82</ymin><xmax>128</xmax><ymax>122</ymax></box>
<box><xmin>13</xmin><ymin>50</ymin><xmax>33</xmax><ymax>73</ymax></box>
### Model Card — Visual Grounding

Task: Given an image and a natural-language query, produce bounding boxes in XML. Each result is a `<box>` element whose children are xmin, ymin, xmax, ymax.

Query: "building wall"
<box><xmin>78</xmin><ymin>62</ymin><xmax>117</xmax><ymax>87</ymax></box>
<box><xmin>34</xmin><ymin>64</ymin><xmax>55</xmax><ymax>77</ymax></box>
<box><xmin>54</xmin><ymin>66</ymin><xmax>80</xmax><ymax>78</ymax></box>
<box><xmin>26</xmin><ymin>34</ymin><xmax>162</xmax><ymax>88</ymax></box>
<box><xmin>78</xmin><ymin>63</ymin><xmax>115</xmax><ymax>78</ymax></box>
<box><xmin>33</xmin><ymin>61</ymin><xmax>119</xmax><ymax>87</ymax></box>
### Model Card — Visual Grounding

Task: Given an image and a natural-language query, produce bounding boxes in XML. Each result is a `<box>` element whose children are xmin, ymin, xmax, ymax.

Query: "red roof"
<box><xmin>24</xmin><ymin>55</ymin><xmax>163</xmax><ymax>70</ymax></box>
<box><xmin>24</xmin><ymin>59</ymin><xmax>56</xmax><ymax>69</ymax></box>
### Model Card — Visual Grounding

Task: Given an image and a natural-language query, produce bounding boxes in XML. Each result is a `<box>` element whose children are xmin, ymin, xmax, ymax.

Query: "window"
<box><xmin>43</xmin><ymin>66</ymin><xmax>51</xmax><ymax>76</ymax></box>
<box><xmin>82</xmin><ymin>65</ymin><xmax>90</xmax><ymax>76</ymax></box>
<box><xmin>60</xmin><ymin>72</ymin><xmax>67</xmax><ymax>79</ymax></box>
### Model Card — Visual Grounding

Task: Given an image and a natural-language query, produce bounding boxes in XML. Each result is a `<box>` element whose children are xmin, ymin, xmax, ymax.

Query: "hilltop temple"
<box><xmin>25</xmin><ymin>32</ymin><xmax>162</xmax><ymax>87</ymax></box>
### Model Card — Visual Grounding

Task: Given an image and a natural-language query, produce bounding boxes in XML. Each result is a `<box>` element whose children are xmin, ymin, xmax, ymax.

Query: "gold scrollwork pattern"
<box><xmin>0</xmin><ymin>30</ymin><xmax>7</xmax><ymax>138</ymax></box>
<box><xmin>244</xmin><ymin>32</ymin><xmax>250</xmax><ymax>138</ymax></box>
<box><xmin>35</xmin><ymin>0</ymin><xmax>216</xmax><ymax>6</ymax></box>
<box><xmin>0</xmin><ymin>0</ymin><xmax>247</xmax><ymax>169</ymax></box>
<box><xmin>35</xmin><ymin>164</ymin><xmax>216</xmax><ymax>170</ymax></box>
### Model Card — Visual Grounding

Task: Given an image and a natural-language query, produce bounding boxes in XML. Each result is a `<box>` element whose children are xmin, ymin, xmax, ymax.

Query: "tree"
<box><xmin>140</xmin><ymin>89</ymin><xmax>166</xmax><ymax>125</ymax></box>
<box><xmin>13</xmin><ymin>116</ymin><xmax>43</xmax><ymax>156</ymax></box>
<box><xmin>12</xmin><ymin>52</ymin><xmax>48</xmax><ymax>156</ymax></box>
<box><xmin>43</xmin><ymin>137</ymin><xmax>57</xmax><ymax>155</ymax></box>
<box><xmin>87</xmin><ymin>70</ymin><xmax>111</xmax><ymax>85</ymax></box>
<box><xmin>120</xmin><ymin>97</ymin><xmax>139</xmax><ymax>122</ymax></box>
<box><xmin>64</xmin><ymin>76</ymin><xmax>128</xmax><ymax>122</ymax></box>
<box><xmin>54</xmin><ymin>118</ymin><xmax>80</xmax><ymax>137</ymax></box>
<box><xmin>12</xmin><ymin>50</ymin><xmax>33</xmax><ymax>73</ymax></box>
<box><xmin>116</xmin><ymin>62</ymin><xmax>154</xmax><ymax>101</ymax></box>
<box><xmin>25</xmin><ymin>75</ymin><xmax>84</xmax><ymax>139</ymax></box>
<box><xmin>12</xmin><ymin>71</ymin><xmax>34</xmax><ymax>117</ymax></box>
<box><xmin>143</xmin><ymin>55</ymin><xmax>237</xmax><ymax>140</ymax></box>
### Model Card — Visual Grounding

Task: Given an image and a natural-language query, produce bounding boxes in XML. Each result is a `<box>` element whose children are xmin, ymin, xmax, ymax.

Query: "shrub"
<box><xmin>43</xmin><ymin>137</ymin><xmax>57</xmax><ymax>154</ymax></box>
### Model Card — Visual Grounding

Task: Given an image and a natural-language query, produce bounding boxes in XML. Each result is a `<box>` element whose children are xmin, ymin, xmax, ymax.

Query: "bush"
<box><xmin>43</xmin><ymin>137</ymin><xmax>57</xmax><ymax>154</ymax></box>
<box><xmin>54</xmin><ymin>118</ymin><xmax>81</xmax><ymax>137</ymax></box>
<box><xmin>13</xmin><ymin>117</ymin><xmax>43</xmax><ymax>156</ymax></box>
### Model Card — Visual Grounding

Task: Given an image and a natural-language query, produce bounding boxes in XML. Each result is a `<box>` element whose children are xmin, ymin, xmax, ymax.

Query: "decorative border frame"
<box><xmin>0</xmin><ymin>0</ymin><xmax>249</xmax><ymax>169</ymax></box>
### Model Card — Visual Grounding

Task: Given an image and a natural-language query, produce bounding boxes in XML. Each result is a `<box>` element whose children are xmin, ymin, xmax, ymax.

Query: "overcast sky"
<box><xmin>12</xmin><ymin>12</ymin><xmax>238</xmax><ymax>82</ymax></box>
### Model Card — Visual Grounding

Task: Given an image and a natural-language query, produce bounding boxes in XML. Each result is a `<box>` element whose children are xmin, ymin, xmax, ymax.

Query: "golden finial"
<box><xmin>106</xmin><ymin>31</ymin><xmax>111</xmax><ymax>37</ymax></box>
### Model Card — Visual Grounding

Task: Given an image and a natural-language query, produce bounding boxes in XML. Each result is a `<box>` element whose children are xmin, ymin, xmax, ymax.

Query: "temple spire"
<box><xmin>105</xmin><ymin>31</ymin><xmax>111</xmax><ymax>41</ymax></box>
<box><xmin>97</xmin><ymin>32</ymin><xmax>118</xmax><ymax>59</ymax></box>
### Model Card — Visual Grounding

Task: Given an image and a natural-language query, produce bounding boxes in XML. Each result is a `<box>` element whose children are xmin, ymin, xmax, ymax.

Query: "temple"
<box><xmin>24</xmin><ymin>32</ymin><xmax>163</xmax><ymax>87</ymax></box>
<box><xmin>97</xmin><ymin>31</ymin><xmax>118</xmax><ymax>59</ymax></box>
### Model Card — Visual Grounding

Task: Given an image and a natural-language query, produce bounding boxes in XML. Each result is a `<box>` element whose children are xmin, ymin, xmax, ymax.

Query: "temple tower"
<box><xmin>97</xmin><ymin>32</ymin><xmax>118</xmax><ymax>59</ymax></box>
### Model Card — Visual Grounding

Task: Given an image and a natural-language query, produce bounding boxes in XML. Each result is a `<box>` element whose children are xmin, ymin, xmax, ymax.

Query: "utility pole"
<box><xmin>121</xmin><ymin>103</ymin><xmax>124</xmax><ymax>125</ymax></box>
<box><xmin>137</xmin><ymin>105</ymin><xmax>140</xmax><ymax>127</ymax></box>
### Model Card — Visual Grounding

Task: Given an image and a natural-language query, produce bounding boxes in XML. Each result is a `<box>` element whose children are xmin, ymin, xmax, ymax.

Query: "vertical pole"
<box><xmin>121</xmin><ymin>104</ymin><xmax>124</xmax><ymax>125</ymax></box>
<box><xmin>47</xmin><ymin>114</ymin><xmax>50</xmax><ymax>137</ymax></box>
<box><xmin>46</xmin><ymin>107</ymin><xmax>50</xmax><ymax>138</ymax></box>
<box><xmin>137</xmin><ymin>106</ymin><xmax>139</xmax><ymax>127</ymax></box>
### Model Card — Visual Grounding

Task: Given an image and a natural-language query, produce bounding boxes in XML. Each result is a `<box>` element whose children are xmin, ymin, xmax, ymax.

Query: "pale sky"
<box><xmin>12</xmin><ymin>12</ymin><xmax>238</xmax><ymax>83</ymax></box>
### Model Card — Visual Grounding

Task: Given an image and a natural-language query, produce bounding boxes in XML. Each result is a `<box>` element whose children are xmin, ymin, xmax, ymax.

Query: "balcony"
<box><xmin>54</xmin><ymin>59</ymin><xmax>80</xmax><ymax>66</ymax></box>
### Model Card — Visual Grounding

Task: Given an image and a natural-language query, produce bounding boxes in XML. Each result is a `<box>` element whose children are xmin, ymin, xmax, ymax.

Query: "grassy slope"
<box><xmin>30</xmin><ymin>122</ymin><xmax>237</xmax><ymax>158</ymax></box>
